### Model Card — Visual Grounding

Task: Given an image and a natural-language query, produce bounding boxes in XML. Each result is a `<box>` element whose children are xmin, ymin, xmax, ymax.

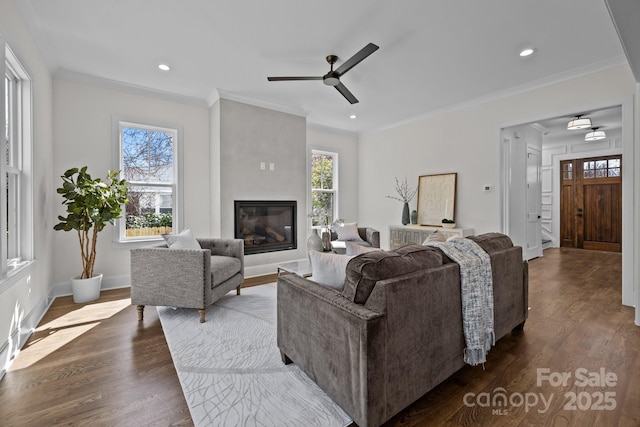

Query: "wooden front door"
<box><xmin>560</xmin><ymin>155</ymin><xmax>622</xmax><ymax>252</ymax></box>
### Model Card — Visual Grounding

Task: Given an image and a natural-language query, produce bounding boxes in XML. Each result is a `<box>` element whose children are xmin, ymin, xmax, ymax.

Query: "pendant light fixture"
<box><xmin>585</xmin><ymin>127</ymin><xmax>606</xmax><ymax>141</ymax></box>
<box><xmin>567</xmin><ymin>114</ymin><xmax>592</xmax><ymax>130</ymax></box>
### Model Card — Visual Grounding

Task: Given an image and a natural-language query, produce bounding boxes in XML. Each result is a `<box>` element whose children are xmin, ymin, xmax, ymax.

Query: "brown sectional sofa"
<box><xmin>277</xmin><ymin>233</ymin><xmax>528</xmax><ymax>427</ymax></box>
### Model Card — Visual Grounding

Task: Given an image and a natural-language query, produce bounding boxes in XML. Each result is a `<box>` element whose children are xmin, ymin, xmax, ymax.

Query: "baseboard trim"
<box><xmin>244</xmin><ymin>260</ymin><xmax>306</xmax><ymax>278</ymax></box>
<box><xmin>51</xmin><ymin>275</ymin><xmax>131</xmax><ymax>298</ymax></box>
<box><xmin>0</xmin><ymin>291</ymin><xmax>54</xmax><ymax>382</ymax></box>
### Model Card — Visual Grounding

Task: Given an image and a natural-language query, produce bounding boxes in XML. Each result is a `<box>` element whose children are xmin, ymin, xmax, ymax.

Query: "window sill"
<box><xmin>0</xmin><ymin>260</ymin><xmax>36</xmax><ymax>296</ymax></box>
<box><xmin>112</xmin><ymin>236</ymin><xmax>166</xmax><ymax>250</ymax></box>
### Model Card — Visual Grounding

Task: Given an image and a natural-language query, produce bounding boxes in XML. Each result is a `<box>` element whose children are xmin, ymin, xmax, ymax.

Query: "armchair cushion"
<box><xmin>211</xmin><ymin>255</ymin><xmax>242</xmax><ymax>287</ymax></box>
<box><xmin>163</xmin><ymin>228</ymin><xmax>201</xmax><ymax>250</ymax></box>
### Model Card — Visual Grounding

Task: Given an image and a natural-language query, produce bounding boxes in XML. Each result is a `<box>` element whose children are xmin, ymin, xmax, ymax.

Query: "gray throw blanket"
<box><xmin>425</xmin><ymin>237</ymin><xmax>495</xmax><ymax>365</ymax></box>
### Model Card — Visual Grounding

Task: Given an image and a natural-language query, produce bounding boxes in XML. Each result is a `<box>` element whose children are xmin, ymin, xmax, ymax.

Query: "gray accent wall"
<box><xmin>218</xmin><ymin>99</ymin><xmax>308</xmax><ymax>273</ymax></box>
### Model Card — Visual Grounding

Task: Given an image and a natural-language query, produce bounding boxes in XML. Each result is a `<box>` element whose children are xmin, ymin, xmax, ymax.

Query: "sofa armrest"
<box><xmin>197</xmin><ymin>238</ymin><xmax>244</xmax><ymax>277</ymax></box>
<box><xmin>130</xmin><ymin>247</ymin><xmax>212</xmax><ymax>308</ymax></box>
<box><xmin>278</xmin><ymin>273</ymin><xmax>383</xmax><ymax>321</ymax></box>
<box><xmin>277</xmin><ymin>274</ymin><xmax>386</xmax><ymax>427</ymax></box>
<box><xmin>485</xmin><ymin>245</ymin><xmax>528</xmax><ymax>339</ymax></box>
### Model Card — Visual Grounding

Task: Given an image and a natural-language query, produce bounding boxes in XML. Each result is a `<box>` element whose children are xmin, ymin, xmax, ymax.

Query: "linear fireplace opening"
<box><xmin>234</xmin><ymin>200</ymin><xmax>297</xmax><ymax>255</ymax></box>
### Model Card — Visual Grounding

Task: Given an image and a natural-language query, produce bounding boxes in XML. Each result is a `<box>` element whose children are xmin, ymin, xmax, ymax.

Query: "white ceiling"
<box><xmin>17</xmin><ymin>0</ymin><xmax>628</xmax><ymax>133</ymax></box>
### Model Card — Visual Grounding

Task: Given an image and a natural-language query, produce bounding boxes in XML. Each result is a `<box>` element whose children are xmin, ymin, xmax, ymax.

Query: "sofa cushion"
<box><xmin>342</xmin><ymin>245</ymin><xmax>444</xmax><ymax>304</ymax></box>
<box><xmin>309</xmin><ymin>250</ymin><xmax>354</xmax><ymax>289</ymax></box>
<box><xmin>211</xmin><ymin>255</ymin><xmax>242</xmax><ymax>287</ymax></box>
<box><xmin>468</xmin><ymin>233</ymin><xmax>513</xmax><ymax>255</ymax></box>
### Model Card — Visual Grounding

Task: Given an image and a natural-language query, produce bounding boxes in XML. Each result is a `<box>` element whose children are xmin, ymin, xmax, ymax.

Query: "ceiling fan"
<box><xmin>267</xmin><ymin>43</ymin><xmax>379</xmax><ymax>104</ymax></box>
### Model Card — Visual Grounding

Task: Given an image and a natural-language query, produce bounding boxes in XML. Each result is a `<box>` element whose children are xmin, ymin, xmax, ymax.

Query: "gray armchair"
<box><xmin>330</xmin><ymin>227</ymin><xmax>380</xmax><ymax>254</ymax></box>
<box><xmin>130</xmin><ymin>238</ymin><xmax>244</xmax><ymax>323</ymax></box>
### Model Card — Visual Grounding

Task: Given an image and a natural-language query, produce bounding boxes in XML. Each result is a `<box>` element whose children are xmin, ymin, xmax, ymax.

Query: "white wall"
<box><xmin>0</xmin><ymin>0</ymin><xmax>54</xmax><ymax>375</ymax></box>
<box><xmin>218</xmin><ymin>99</ymin><xmax>308</xmax><ymax>276</ymax></box>
<box><xmin>358</xmin><ymin>65</ymin><xmax>636</xmax><ymax>252</ymax></box>
<box><xmin>51</xmin><ymin>77</ymin><xmax>211</xmax><ymax>285</ymax></box>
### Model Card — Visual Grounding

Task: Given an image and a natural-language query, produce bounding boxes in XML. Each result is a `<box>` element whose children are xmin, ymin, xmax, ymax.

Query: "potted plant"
<box><xmin>54</xmin><ymin>167</ymin><xmax>128</xmax><ymax>303</ymax></box>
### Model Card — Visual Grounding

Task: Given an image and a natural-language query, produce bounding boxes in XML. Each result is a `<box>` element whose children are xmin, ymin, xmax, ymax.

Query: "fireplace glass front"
<box><xmin>234</xmin><ymin>201</ymin><xmax>297</xmax><ymax>255</ymax></box>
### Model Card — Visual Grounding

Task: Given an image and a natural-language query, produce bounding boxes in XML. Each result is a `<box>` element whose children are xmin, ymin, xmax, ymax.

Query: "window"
<box><xmin>1</xmin><ymin>45</ymin><xmax>32</xmax><ymax>277</ymax></box>
<box><xmin>310</xmin><ymin>150</ymin><xmax>338</xmax><ymax>228</ymax></box>
<box><xmin>118</xmin><ymin>121</ymin><xmax>179</xmax><ymax>241</ymax></box>
<box><xmin>583</xmin><ymin>157</ymin><xmax>621</xmax><ymax>179</ymax></box>
<box><xmin>562</xmin><ymin>156</ymin><xmax>621</xmax><ymax>181</ymax></box>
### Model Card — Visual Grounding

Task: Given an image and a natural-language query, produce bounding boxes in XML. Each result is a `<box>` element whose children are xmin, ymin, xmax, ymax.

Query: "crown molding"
<box><xmin>54</xmin><ymin>69</ymin><xmax>209</xmax><ymax>108</ymax></box>
<box><xmin>215</xmin><ymin>89</ymin><xmax>309</xmax><ymax>118</ymax></box>
<box><xmin>306</xmin><ymin>121</ymin><xmax>357</xmax><ymax>137</ymax></box>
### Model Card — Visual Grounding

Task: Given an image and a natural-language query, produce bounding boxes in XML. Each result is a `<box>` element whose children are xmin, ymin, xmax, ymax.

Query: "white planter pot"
<box><xmin>71</xmin><ymin>274</ymin><xmax>103</xmax><ymax>303</ymax></box>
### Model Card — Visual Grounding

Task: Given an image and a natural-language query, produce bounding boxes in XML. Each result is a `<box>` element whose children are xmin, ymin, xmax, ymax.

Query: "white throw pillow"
<box><xmin>345</xmin><ymin>242</ymin><xmax>381</xmax><ymax>256</ymax></box>
<box><xmin>309</xmin><ymin>250</ymin><xmax>354</xmax><ymax>289</ymax></box>
<box><xmin>163</xmin><ymin>229</ymin><xmax>201</xmax><ymax>250</ymax></box>
<box><xmin>335</xmin><ymin>222</ymin><xmax>364</xmax><ymax>241</ymax></box>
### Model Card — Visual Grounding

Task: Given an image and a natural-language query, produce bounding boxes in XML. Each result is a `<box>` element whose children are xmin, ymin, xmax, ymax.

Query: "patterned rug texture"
<box><xmin>157</xmin><ymin>283</ymin><xmax>351</xmax><ymax>427</ymax></box>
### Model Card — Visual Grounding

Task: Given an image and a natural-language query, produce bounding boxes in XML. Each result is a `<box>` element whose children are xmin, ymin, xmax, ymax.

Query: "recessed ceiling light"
<box><xmin>350</xmin><ymin>115</ymin><xmax>357</xmax><ymax>119</ymax></box>
<box><xmin>519</xmin><ymin>48</ymin><xmax>536</xmax><ymax>57</ymax></box>
<box><xmin>158</xmin><ymin>64</ymin><xmax>171</xmax><ymax>71</ymax></box>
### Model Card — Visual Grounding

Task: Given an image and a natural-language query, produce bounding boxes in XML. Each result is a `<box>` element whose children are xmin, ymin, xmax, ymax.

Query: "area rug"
<box><xmin>157</xmin><ymin>283</ymin><xmax>352</xmax><ymax>427</ymax></box>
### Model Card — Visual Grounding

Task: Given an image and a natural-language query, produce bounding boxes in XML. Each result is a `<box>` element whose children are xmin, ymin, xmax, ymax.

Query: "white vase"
<box><xmin>71</xmin><ymin>274</ymin><xmax>103</xmax><ymax>303</ymax></box>
<box><xmin>307</xmin><ymin>229</ymin><xmax>323</xmax><ymax>259</ymax></box>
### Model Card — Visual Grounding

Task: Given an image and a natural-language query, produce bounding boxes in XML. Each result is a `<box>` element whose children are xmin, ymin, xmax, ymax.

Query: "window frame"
<box><xmin>113</xmin><ymin>118</ymin><xmax>183</xmax><ymax>244</ymax></box>
<box><xmin>310</xmin><ymin>149</ymin><xmax>339</xmax><ymax>229</ymax></box>
<box><xmin>0</xmin><ymin>43</ymin><xmax>34</xmax><ymax>286</ymax></box>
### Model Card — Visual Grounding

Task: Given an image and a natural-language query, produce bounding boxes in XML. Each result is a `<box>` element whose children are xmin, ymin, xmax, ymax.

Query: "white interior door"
<box><xmin>525</xmin><ymin>146</ymin><xmax>542</xmax><ymax>259</ymax></box>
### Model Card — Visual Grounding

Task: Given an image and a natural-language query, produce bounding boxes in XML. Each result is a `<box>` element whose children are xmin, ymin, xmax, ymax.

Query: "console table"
<box><xmin>389</xmin><ymin>224</ymin><xmax>474</xmax><ymax>250</ymax></box>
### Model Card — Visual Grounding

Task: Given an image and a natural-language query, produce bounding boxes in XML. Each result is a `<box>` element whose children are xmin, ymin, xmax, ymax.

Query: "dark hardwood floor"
<box><xmin>0</xmin><ymin>249</ymin><xmax>638</xmax><ymax>426</ymax></box>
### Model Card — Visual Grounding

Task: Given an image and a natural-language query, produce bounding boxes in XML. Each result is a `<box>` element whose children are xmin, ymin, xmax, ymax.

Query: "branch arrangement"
<box><xmin>386</xmin><ymin>177</ymin><xmax>417</xmax><ymax>203</ymax></box>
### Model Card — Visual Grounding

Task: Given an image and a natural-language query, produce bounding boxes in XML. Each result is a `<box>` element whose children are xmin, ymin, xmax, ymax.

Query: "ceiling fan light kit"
<box><xmin>567</xmin><ymin>115</ymin><xmax>592</xmax><ymax>130</ymax></box>
<box><xmin>267</xmin><ymin>43</ymin><xmax>379</xmax><ymax>104</ymax></box>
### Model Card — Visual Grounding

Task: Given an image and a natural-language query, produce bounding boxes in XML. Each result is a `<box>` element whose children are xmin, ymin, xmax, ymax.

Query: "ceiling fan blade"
<box><xmin>334</xmin><ymin>82</ymin><xmax>358</xmax><ymax>104</ymax></box>
<box><xmin>267</xmin><ymin>76</ymin><xmax>323</xmax><ymax>81</ymax></box>
<box><xmin>334</xmin><ymin>43</ymin><xmax>379</xmax><ymax>76</ymax></box>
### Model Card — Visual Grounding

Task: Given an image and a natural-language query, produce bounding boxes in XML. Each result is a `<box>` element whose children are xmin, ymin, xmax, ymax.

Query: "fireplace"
<box><xmin>234</xmin><ymin>200</ymin><xmax>297</xmax><ymax>255</ymax></box>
